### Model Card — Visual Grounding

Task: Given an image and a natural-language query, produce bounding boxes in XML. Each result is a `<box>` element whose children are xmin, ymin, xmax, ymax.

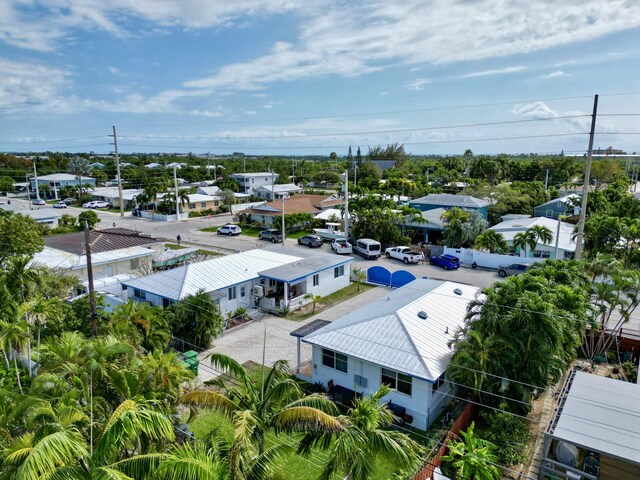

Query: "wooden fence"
<box><xmin>412</xmin><ymin>403</ymin><xmax>478</xmax><ymax>480</ymax></box>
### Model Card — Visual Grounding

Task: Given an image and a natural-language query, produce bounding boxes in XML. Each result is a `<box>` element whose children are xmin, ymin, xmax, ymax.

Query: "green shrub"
<box><xmin>479</xmin><ymin>403</ymin><xmax>530</xmax><ymax>466</ymax></box>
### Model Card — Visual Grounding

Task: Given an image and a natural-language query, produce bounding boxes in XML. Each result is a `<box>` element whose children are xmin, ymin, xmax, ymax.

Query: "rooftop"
<box><xmin>36</xmin><ymin>173</ymin><xmax>94</xmax><ymax>181</ymax></box>
<box><xmin>536</xmin><ymin>194</ymin><xmax>580</xmax><ymax>209</ymax></box>
<box><xmin>244</xmin><ymin>194</ymin><xmax>343</xmax><ymax>216</ymax></box>
<box><xmin>255</xmin><ymin>183</ymin><xmax>303</xmax><ymax>193</ymax></box>
<box><xmin>409</xmin><ymin>193</ymin><xmax>491</xmax><ymax>208</ymax></box>
<box><xmin>230</xmin><ymin>172</ymin><xmax>278</xmax><ymax>178</ymax></box>
<box><xmin>259</xmin><ymin>253</ymin><xmax>352</xmax><ymax>283</ymax></box>
<box><xmin>303</xmin><ymin>278</ymin><xmax>480</xmax><ymax>382</ymax></box>
<box><xmin>547</xmin><ymin>370</ymin><xmax>640</xmax><ymax>466</ymax></box>
<box><xmin>489</xmin><ymin>216</ymin><xmax>576</xmax><ymax>252</ymax></box>
<box><xmin>45</xmin><ymin>228</ymin><xmax>158</xmax><ymax>255</ymax></box>
<box><xmin>31</xmin><ymin>245</ymin><xmax>155</xmax><ymax>270</ymax></box>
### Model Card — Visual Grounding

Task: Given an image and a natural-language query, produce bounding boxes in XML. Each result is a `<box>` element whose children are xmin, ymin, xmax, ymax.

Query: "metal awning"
<box><xmin>259</xmin><ymin>256</ymin><xmax>349</xmax><ymax>283</ymax></box>
<box><xmin>290</xmin><ymin>319</ymin><xmax>331</xmax><ymax>338</ymax></box>
<box><xmin>547</xmin><ymin>370</ymin><xmax>640</xmax><ymax>465</ymax></box>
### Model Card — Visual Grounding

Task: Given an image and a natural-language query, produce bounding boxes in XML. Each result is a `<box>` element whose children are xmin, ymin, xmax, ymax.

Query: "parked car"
<box><xmin>258</xmin><ymin>228</ymin><xmax>283</xmax><ymax>243</ymax></box>
<box><xmin>331</xmin><ymin>238</ymin><xmax>353</xmax><ymax>254</ymax></box>
<box><xmin>429</xmin><ymin>254</ymin><xmax>461</xmax><ymax>270</ymax></box>
<box><xmin>298</xmin><ymin>235</ymin><xmax>323</xmax><ymax>248</ymax></box>
<box><xmin>53</xmin><ymin>201</ymin><xmax>67</xmax><ymax>209</ymax></box>
<box><xmin>62</xmin><ymin>197</ymin><xmax>76</xmax><ymax>204</ymax></box>
<box><xmin>32</xmin><ymin>199</ymin><xmax>46</xmax><ymax>206</ymax></box>
<box><xmin>217</xmin><ymin>224</ymin><xmax>242</xmax><ymax>236</ymax></box>
<box><xmin>353</xmin><ymin>238</ymin><xmax>382</xmax><ymax>260</ymax></box>
<box><xmin>497</xmin><ymin>263</ymin><xmax>531</xmax><ymax>277</ymax></box>
<box><xmin>385</xmin><ymin>246</ymin><xmax>424</xmax><ymax>264</ymax></box>
<box><xmin>83</xmin><ymin>201</ymin><xmax>110</xmax><ymax>209</ymax></box>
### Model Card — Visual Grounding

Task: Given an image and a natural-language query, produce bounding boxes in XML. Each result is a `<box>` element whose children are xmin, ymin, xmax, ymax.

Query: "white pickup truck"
<box><xmin>384</xmin><ymin>246</ymin><xmax>425</xmax><ymax>264</ymax></box>
<box><xmin>331</xmin><ymin>238</ymin><xmax>353</xmax><ymax>255</ymax></box>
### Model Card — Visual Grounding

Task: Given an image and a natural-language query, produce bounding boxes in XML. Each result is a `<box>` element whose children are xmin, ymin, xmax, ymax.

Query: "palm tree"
<box><xmin>304</xmin><ymin>294</ymin><xmax>322</xmax><ymax>314</ymax></box>
<box><xmin>513</xmin><ymin>230</ymin><xmax>536</xmax><ymax>257</ymax></box>
<box><xmin>19</xmin><ymin>294</ymin><xmax>64</xmax><ymax>347</ymax></box>
<box><xmin>66</xmin><ymin>157</ymin><xmax>93</xmax><ymax>201</ymax></box>
<box><xmin>109</xmin><ymin>300</ymin><xmax>170</xmax><ymax>351</ymax></box>
<box><xmin>180</xmin><ymin>354</ymin><xmax>341</xmax><ymax>478</ymax></box>
<box><xmin>441</xmin><ymin>422</ymin><xmax>501</xmax><ymax>480</ymax></box>
<box><xmin>352</xmin><ymin>267</ymin><xmax>366</xmax><ymax>292</ymax></box>
<box><xmin>0</xmin><ymin>319</ymin><xmax>30</xmax><ymax>392</ymax></box>
<box><xmin>296</xmin><ymin>384</ymin><xmax>422</xmax><ymax>480</ymax></box>
<box><xmin>4</xmin><ymin>255</ymin><xmax>41</xmax><ymax>303</ymax></box>
<box><xmin>473</xmin><ymin>230</ymin><xmax>508</xmax><ymax>254</ymax></box>
<box><xmin>528</xmin><ymin>225</ymin><xmax>553</xmax><ymax>247</ymax></box>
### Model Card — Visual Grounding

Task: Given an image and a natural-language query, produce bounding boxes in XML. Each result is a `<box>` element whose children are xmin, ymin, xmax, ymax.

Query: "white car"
<box><xmin>53</xmin><ymin>201</ymin><xmax>68</xmax><ymax>209</ymax></box>
<box><xmin>217</xmin><ymin>224</ymin><xmax>242</xmax><ymax>236</ymax></box>
<box><xmin>83</xmin><ymin>201</ymin><xmax>110</xmax><ymax>209</ymax></box>
<box><xmin>331</xmin><ymin>238</ymin><xmax>353</xmax><ymax>254</ymax></box>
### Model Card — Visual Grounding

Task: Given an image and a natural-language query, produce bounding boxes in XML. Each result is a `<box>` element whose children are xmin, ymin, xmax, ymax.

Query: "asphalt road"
<box><xmin>11</xmin><ymin>197</ymin><xmax>500</xmax><ymax>289</ymax></box>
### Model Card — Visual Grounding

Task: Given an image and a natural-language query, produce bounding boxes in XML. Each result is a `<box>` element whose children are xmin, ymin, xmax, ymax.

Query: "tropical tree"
<box><xmin>473</xmin><ymin>230</ymin><xmax>508</xmax><ymax>254</ymax></box>
<box><xmin>181</xmin><ymin>354</ymin><xmax>341</xmax><ymax>479</ymax></box>
<box><xmin>529</xmin><ymin>225</ymin><xmax>553</xmax><ymax>248</ymax></box>
<box><xmin>0</xmin><ymin>319</ymin><xmax>30</xmax><ymax>392</ymax></box>
<box><xmin>66</xmin><ymin>157</ymin><xmax>93</xmax><ymax>200</ymax></box>
<box><xmin>109</xmin><ymin>300</ymin><xmax>170</xmax><ymax>351</ymax></box>
<box><xmin>3</xmin><ymin>255</ymin><xmax>41</xmax><ymax>302</ymax></box>
<box><xmin>77</xmin><ymin>210</ymin><xmax>100</xmax><ymax>230</ymax></box>
<box><xmin>512</xmin><ymin>230</ymin><xmax>536</xmax><ymax>257</ymax></box>
<box><xmin>441</xmin><ymin>422</ymin><xmax>501</xmax><ymax>480</ymax></box>
<box><xmin>0</xmin><ymin>213</ymin><xmax>45</xmax><ymax>257</ymax></box>
<box><xmin>296</xmin><ymin>384</ymin><xmax>422</xmax><ymax>480</ymax></box>
<box><xmin>352</xmin><ymin>267</ymin><xmax>366</xmax><ymax>292</ymax></box>
<box><xmin>304</xmin><ymin>294</ymin><xmax>321</xmax><ymax>314</ymax></box>
<box><xmin>170</xmin><ymin>291</ymin><xmax>225</xmax><ymax>349</ymax></box>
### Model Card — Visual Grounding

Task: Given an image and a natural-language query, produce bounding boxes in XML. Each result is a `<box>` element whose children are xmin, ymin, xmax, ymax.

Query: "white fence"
<box><xmin>443</xmin><ymin>247</ymin><xmax>543</xmax><ymax>270</ymax></box>
<box><xmin>139</xmin><ymin>211</ymin><xmax>188</xmax><ymax>222</ymax></box>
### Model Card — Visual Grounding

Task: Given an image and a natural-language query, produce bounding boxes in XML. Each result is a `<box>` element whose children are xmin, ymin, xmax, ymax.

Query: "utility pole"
<box><xmin>554</xmin><ymin>215</ymin><xmax>563</xmax><ymax>260</ymax></box>
<box><xmin>344</xmin><ymin>170</ymin><xmax>350</xmax><ymax>240</ymax></box>
<box><xmin>25</xmin><ymin>174</ymin><xmax>32</xmax><ymax>210</ymax></box>
<box><xmin>173</xmin><ymin>166</ymin><xmax>181</xmax><ymax>219</ymax></box>
<box><xmin>110</xmin><ymin>126</ymin><xmax>124</xmax><ymax>217</ymax></box>
<box><xmin>270</xmin><ymin>166</ymin><xmax>275</xmax><ymax>201</ymax></box>
<box><xmin>84</xmin><ymin>221</ymin><xmax>97</xmax><ymax>337</ymax></box>
<box><xmin>33</xmin><ymin>161</ymin><xmax>40</xmax><ymax>200</ymax></box>
<box><xmin>291</xmin><ymin>161</ymin><xmax>295</xmax><ymax>184</ymax></box>
<box><xmin>353</xmin><ymin>164</ymin><xmax>357</xmax><ymax>189</ymax></box>
<box><xmin>281</xmin><ymin>194</ymin><xmax>286</xmax><ymax>246</ymax></box>
<box><xmin>574</xmin><ymin>94</ymin><xmax>599</xmax><ymax>260</ymax></box>
<box><xmin>544</xmin><ymin>169</ymin><xmax>549</xmax><ymax>191</ymax></box>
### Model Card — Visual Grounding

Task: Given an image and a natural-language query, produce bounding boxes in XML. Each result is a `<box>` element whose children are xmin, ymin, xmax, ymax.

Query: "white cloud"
<box><xmin>544</xmin><ymin>70</ymin><xmax>569</xmax><ymax>78</ymax></box>
<box><xmin>189</xmin><ymin>109</ymin><xmax>223</xmax><ymax>117</ymax></box>
<box><xmin>379</xmin><ymin>91</ymin><xmax>389</xmax><ymax>96</ymax></box>
<box><xmin>405</xmin><ymin>78</ymin><xmax>431</xmax><ymax>90</ymax></box>
<box><xmin>107</xmin><ymin>66</ymin><xmax>126</xmax><ymax>76</ymax></box>
<box><xmin>262</xmin><ymin>101</ymin><xmax>281</xmax><ymax>109</ymax></box>
<box><xmin>461</xmin><ymin>66</ymin><xmax>527</xmax><ymax>78</ymax></box>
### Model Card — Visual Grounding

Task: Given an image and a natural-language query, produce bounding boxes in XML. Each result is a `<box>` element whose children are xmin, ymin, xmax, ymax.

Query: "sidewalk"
<box><xmin>196</xmin><ymin>285</ymin><xmax>391</xmax><ymax>383</ymax></box>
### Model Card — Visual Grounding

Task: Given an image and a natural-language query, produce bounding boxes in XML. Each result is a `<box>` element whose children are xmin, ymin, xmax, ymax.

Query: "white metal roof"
<box><xmin>0</xmin><ymin>205</ymin><xmax>62</xmax><ymax>222</ymax></box>
<box><xmin>314</xmin><ymin>208</ymin><xmax>348</xmax><ymax>221</ymax></box>
<box><xmin>489</xmin><ymin>216</ymin><xmax>576</xmax><ymax>252</ymax></box>
<box><xmin>256</xmin><ymin>183</ymin><xmax>302</xmax><ymax>193</ymax></box>
<box><xmin>30</xmin><ymin>246</ymin><xmax>155</xmax><ymax>270</ymax></box>
<box><xmin>122</xmin><ymin>249</ymin><xmax>302</xmax><ymax>301</ymax></box>
<box><xmin>37</xmin><ymin>173</ymin><xmax>94</xmax><ymax>181</ymax></box>
<box><xmin>186</xmin><ymin>194</ymin><xmax>219</xmax><ymax>202</ymax></box>
<box><xmin>549</xmin><ymin>371</ymin><xmax>640</xmax><ymax>465</ymax></box>
<box><xmin>536</xmin><ymin>194</ymin><xmax>580</xmax><ymax>209</ymax></box>
<box><xmin>259</xmin><ymin>254</ymin><xmax>353</xmax><ymax>283</ymax></box>
<box><xmin>92</xmin><ymin>187</ymin><xmax>143</xmax><ymax>201</ymax></box>
<box><xmin>230</xmin><ymin>172</ymin><xmax>278</xmax><ymax>178</ymax></box>
<box><xmin>197</xmin><ymin>186</ymin><xmax>221</xmax><ymax>196</ymax></box>
<box><xmin>409</xmin><ymin>193</ymin><xmax>491</xmax><ymax>208</ymax></box>
<box><xmin>303</xmin><ymin>279</ymin><xmax>480</xmax><ymax>382</ymax></box>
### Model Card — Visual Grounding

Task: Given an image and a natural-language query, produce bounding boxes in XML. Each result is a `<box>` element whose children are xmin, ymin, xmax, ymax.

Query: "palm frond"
<box><xmin>205</xmin><ymin>353</ymin><xmax>249</xmax><ymax>385</ymax></box>
<box><xmin>154</xmin><ymin>444</ymin><xmax>227</xmax><ymax>480</ymax></box>
<box><xmin>244</xmin><ymin>443</ymin><xmax>289</xmax><ymax>480</ymax></box>
<box><xmin>111</xmin><ymin>453</ymin><xmax>168</xmax><ymax>479</ymax></box>
<box><xmin>273</xmin><ymin>406</ymin><xmax>343</xmax><ymax>434</ymax></box>
<box><xmin>179</xmin><ymin>391</ymin><xmax>238</xmax><ymax>417</ymax></box>
<box><xmin>283</xmin><ymin>393</ymin><xmax>340</xmax><ymax>415</ymax></box>
<box><xmin>15</xmin><ymin>431</ymin><xmax>88</xmax><ymax>480</ymax></box>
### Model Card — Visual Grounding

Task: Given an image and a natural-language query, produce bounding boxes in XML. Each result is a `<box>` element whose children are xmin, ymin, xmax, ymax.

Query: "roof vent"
<box><xmin>454</xmin><ymin>288</ymin><xmax>463</xmax><ymax>296</ymax></box>
<box><xmin>417</xmin><ymin>311</ymin><xmax>428</xmax><ymax>320</ymax></box>
<box><xmin>445</xmin><ymin>326</ymin><xmax>449</xmax><ymax>335</ymax></box>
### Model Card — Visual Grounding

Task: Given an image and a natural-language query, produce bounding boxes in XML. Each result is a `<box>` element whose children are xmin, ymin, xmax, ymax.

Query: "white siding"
<box><xmin>310</xmin><ymin>345</ymin><xmax>452</xmax><ymax>430</ymax></box>
<box><xmin>217</xmin><ymin>280</ymin><xmax>255</xmax><ymax>315</ymax></box>
<box><xmin>303</xmin><ymin>264</ymin><xmax>350</xmax><ymax>298</ymax></box>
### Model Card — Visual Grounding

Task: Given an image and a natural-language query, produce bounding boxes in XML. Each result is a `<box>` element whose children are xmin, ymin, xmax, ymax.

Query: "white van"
<box><xmin>353</xmin><ymin>238</ymin><xmax>382</xmax><ymax>259</ymax></box>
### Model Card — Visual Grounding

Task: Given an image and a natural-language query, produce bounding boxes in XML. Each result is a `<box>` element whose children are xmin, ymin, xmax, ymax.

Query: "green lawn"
<box><xmin>195</xmin><ymin>249</ymin><xmax>223</xmax><ymax>257</ymax></box>
<box><xmin>288</xmin><ymin>282</ymin><xmax>376</xmax><ymax>321</ymax></box>
<box><xmin>165</xmin><ymin>243</ymin><xmax>187</xmax><ymax>250</ymax></box>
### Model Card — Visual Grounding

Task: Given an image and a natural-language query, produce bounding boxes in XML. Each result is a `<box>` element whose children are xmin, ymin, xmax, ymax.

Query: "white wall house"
<box><xmin>121</xmin><ymin>248</ymin><xmax>352</xmax><ymax>314</ymax></box>
<box><xmin>255</xmin><ymin>183</ymin><xmax>303</xmax><ymax>201</ymax></box>
<box><xmin>230</xmin><ymin>172</ymin><xmax>278</xmax><ymax>195</ymax></box>
<box><xmin>302</xmin><ymin>279</ymin><xmax>480</xmax><ymax>430</ymax></box>
<box><xmin>488</xmin><ymin>216</ymin><xmax>576</xmax><ymax>259</ymax></box>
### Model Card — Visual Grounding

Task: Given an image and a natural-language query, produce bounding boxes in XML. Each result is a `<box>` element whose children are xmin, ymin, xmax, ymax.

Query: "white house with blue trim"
<box><xmin>121</xmin><ymin>248</ymin><xmax>352</xmax><ymax>314</ymax></box>
<box><xmin>301</xmin><ymin>278</ymin><xmax>480</xmax><ymax>430</ymax></box>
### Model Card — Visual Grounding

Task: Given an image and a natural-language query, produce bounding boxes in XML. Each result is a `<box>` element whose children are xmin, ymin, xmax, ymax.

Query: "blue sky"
<box><xmin>1</xmin><ymin>0</ymin><xmax>639</xmax><ymax>156</ymax></box>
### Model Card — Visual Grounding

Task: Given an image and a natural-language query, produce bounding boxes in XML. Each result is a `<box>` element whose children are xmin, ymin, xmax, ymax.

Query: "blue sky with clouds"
<box><xmin>1</xmin><ymin>0</ymin><xmax>639</xmax><ymax>155</ymax></box>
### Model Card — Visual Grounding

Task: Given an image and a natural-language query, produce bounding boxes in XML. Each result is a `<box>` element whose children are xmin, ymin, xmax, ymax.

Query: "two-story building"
<box><xmin>533</xmin><ymin>194</ymin><xmax>580</xmax><ymax>220</ymax></box>
<box><xmin>408</xmin><ymin>193</ymin><xmax>491</xmax><ymax>219</ymax></box>
<box><xmin>32</xmin><ymin>173</ymin><xmax>96</xmax><ymax>200</ymax></box>
<box><xmin>230</xmin><ymin>172</ymin><xmax>278</xmax><ymax>195</ymax></box>
<box><xmin>243</xmin><ymin>194</ymin><xmax>344</xmax><ymax>226</ymax></box>
<box><xmin>298</xmin><ymin>278</ymin><xmax>479</xmax><ymax>430</ymax></box>
<box><xmin>122</xmin><ymin>248</ymin><xmax>353</xmax><ymax>314</ymax></box>
<box><xmin>255</xmin><ymin>183</ymin><xmax>303</xmax><ymax>201</ymax></box>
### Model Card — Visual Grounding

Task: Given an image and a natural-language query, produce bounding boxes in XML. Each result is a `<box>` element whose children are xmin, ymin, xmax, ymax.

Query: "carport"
<box><xmin>290</xmin><ymin>319</ymin><xmax>330</xmax><ymax>376</ymax></box>
<box><xmin>542</xmin><ymin>370</ymin><xmax>640</xmax><ymax>480</ymax></box>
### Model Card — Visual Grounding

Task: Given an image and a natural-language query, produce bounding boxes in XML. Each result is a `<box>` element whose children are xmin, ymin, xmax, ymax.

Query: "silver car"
<box><xmin>497</xmin><ymin>263</ymin><xmax>530</xmax><ymax>277</ymax></box>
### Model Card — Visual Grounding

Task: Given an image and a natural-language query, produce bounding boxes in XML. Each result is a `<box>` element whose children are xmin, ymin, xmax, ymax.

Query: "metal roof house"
<box><xmin>230</xmin><ymin>172</ymin><xmax>278</xmax><ymax>195</ymax></box>
<box><xmin>534</xmin><ymin>194</ymin><xmax>580</xmax><ymax>220</ymax></box>
<box><xmin>409</xmin><ymin>193</ymin><xmax>491</xmax><ymax>219</ymax></box>
<box><xmin>122</xmin><ymin>248</ymin><xmax>353</xmax><ymax>314</ymax></box>
<box><xmin>300</xmin><ymin>278</ymin><xmax>480</xmax><ymax>430</ymax></box>
<box><xmin>489</xmin><ymin>216</ymin><xmax>576</xmax><ymax>259</ymax></box>
<box><xmin>403</xmin><ymin>207</ymin><xmax>448</xmax><ymax>243</ymax></box>
<box><xmin>542</xmin><ymin>370</ymin><xmax>640</xmax><ymax>480</ymax></box>
<box><xmin>255</xmin><ymin>183</ymin><xmax>303</xmax><ymax>201</ymax></box>
<box><xmin>31</xmin><ymin>173</ymin><xmax>96</xmax><ymax>199</ymax></box>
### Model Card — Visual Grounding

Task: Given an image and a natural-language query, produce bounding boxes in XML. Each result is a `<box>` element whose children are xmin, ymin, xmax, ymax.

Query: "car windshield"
<box><xmin>369</xmin><ymin>244</ymin><xmax>380</xmax><ymax>251</ymax></box>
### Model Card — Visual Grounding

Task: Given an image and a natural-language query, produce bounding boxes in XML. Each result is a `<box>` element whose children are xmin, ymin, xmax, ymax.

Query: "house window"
<box><xmin>201</xmin><ymin>202</ymin><xmax>207</xmax><ymax>208</ymax></box>
<box><xmin>313</xmin><ymin>274</ymin><xmax>319</xmax><ymax>286</ymax></box>
<box><xmin>533</xmin><ymin>250</ymin><xmax>551</xmax><ymax>258</ymax></box>
<box><xmin>432</xmin><ymin>374</ymin><xmax>446</xmax><ymax>393</ymax></box>
<box><xmin>322</xmin><ymin>349</ymin><xmax>348</xmax><ymax>373</ymax></box>
<box><xmin>334</xmin><ymin>265</ymin><xmax>344</xmax><ymax>278</ymax></box>
<box><xmin>381</xmin><ymin>368</ymin><xmax>412</xmax><ymax>396</ymax></box>
<box><xmin>133</xmin><ymin>289</ymin><xmax>146</xmax><ymax>300</ymax></box>
<box><xmin>189</xmin><ymin>203</ymin><xmax>196</xmax><ymax>209</ymax></box>
<box><xmin>228</xmin><ymin>286</ymin><xmax>237</xmax><ymax>300</ymax></box>
<box><xmin>240</xmin><ymin>286</ymin><xmax>246</xmax><ymax>297</ymax></box>
<box><xmin>214</xmin><ymin>201</ymin><xmax>219</xmax><ymax>207</ymax></box>
<box><xmin>130</xmin><ymin>258</ymin><xmax>140</xmax><ymax>269</ymax></box>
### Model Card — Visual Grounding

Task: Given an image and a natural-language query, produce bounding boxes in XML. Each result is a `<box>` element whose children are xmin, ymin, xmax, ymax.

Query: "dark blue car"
<box><xmin>429</xmin><ymin>254</ymin><xmax>461</xmax><ymax>270</ymax></box>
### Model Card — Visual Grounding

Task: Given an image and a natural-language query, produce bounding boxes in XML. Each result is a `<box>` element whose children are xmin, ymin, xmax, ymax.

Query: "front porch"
<box><xmin>257</xmin><ymin>278</ymin><xmax>311</xmax><ymax>313</ymax></box>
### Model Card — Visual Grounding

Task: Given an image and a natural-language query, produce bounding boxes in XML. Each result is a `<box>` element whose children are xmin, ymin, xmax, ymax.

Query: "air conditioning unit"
<box><xmin>252</xmin><ymin>285</ymin><xmax>264</xmax><ymax>297</ymax></box>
